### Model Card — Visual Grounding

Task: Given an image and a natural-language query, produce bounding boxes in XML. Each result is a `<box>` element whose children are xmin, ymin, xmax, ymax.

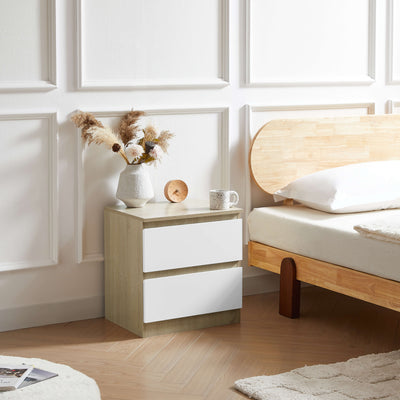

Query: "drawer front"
<box><xmin>143</xmin><ymin>267</ymin><xmax>242</xmax><ymax>323</ymax></box>
<box><xmin>143</xmin><ymin>219</ymin><xmax>242</xmax><ymax>273</ymax></box>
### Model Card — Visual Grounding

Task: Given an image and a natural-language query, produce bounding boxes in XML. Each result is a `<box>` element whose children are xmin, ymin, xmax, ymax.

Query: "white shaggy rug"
<box><xmin>235</xmin><ymin>350</ymin><xmax>400</xmax><ymax>400</ymax></box>
<box><xmin>0</xmin><ymin>355</ymin><xmax>101</xmax><ymax>399</ymax></box>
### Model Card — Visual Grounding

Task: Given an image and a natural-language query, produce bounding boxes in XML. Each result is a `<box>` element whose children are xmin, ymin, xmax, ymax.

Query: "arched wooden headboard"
<box><xmin>249</xmin><ymin>114</ymin><xmax>400</xmax><ymax>194</ymax></box>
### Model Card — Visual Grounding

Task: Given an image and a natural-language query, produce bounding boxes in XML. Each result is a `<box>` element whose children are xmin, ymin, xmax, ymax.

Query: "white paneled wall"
<box><xmin>0</xmin><ymin>113</ymin><xmax>57</xmax><ymax>271</ymax></box>
<box><xmin>0</xmin><ymin>0</ymin><xmax>56</xmax><ymax>90</ymax></box>
<box><xmin>78</xmin><ymin>0</ymin><xmax>229</xmax><ymax>88</ymax></box>
<box><xmin>246</xmin><ymin>0</ymin><xmax>375</xmax><ymax>85</ymax></box>
<box><xmin>0</xmin><ymin>0</ymin><xmax>399</xmax><ymax>330</ymax></box>
<box><xmin>388</xmin><ymin>0</ymin><xmax>400</xmax><ymax>84</ymax></box>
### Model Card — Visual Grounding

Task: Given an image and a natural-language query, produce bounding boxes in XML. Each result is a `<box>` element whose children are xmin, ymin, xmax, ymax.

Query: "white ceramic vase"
<box><xmin>116</xmin><ymin>164</ymin><xmax>154</xmax><ymax>208</ymax></box>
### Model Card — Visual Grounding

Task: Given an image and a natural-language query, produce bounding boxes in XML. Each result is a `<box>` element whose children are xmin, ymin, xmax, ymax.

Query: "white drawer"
<box><xmin>143</xmin><ymin>267</ymin><xmax>242</xmax><ymax>323</ymax></box>
<box><xmin>142</xmin><ymin>219</ymin><xmax>242</xmax><ymax>273</ymax></box>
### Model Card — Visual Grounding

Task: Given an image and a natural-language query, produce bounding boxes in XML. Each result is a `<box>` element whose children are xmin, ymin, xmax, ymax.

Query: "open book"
<box><xmin>0</xmin><ymin>365</ymin><xmax>58</xmax><ymax>391</ymax></box>
<box><xmin>19</xmin><ymin>368</ymin><xmax>58</xmax><ymax>388</ymax></box>
<box><xmin>0</xmin><ymin>365</ymin><xmax>33</xmax><ymax>391</ymax></box>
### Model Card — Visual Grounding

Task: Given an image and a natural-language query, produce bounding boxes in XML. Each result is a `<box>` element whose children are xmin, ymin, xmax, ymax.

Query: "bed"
<box><xmin>248</xmin><ymin>114</ymin><xmax>400</xmax><ymax>318</ymax></box>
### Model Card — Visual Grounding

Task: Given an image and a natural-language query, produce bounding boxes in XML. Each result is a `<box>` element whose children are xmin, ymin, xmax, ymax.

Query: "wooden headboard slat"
<box><xmin>249</xmin><ymin>115</ymin><xmax>400</xmax><ymax>195</ymax></box>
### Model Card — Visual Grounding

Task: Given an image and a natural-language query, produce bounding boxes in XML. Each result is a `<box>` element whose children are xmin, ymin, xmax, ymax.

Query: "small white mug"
<box><xmin>209</xmin><ymin>189</ymin><xmax>239</xmax><ymax>210</ymax></box>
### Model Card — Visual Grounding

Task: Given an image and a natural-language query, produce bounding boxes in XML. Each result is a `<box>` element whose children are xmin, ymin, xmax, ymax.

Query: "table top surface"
<box><xmin>105</xmin><ymin>199</ymin><xmax>242</xmax><ymax>222</ymax></box>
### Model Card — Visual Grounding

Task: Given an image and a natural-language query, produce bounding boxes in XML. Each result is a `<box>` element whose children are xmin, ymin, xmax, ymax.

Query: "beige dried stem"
<box><xmin>118</xmin><ymin>110</ymin><xmax>146</xmax><ymax>145</ymax></box>
<box><xmin>86</xmin><ymin>126</ymin><xmax>129</xmax><ymax>164</ymax></box>
<box><xmin>71</xmin><ymin>111</ymin><xmax>129</xmax><ymax>164</ymax></box>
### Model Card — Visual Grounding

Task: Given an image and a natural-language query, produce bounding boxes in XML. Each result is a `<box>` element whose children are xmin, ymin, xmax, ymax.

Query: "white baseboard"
<box><xmin>0</xmin><ymin>296</ymin><xmax>104</xmax><ymax>333</ymax></box>
<box><xmin>243</xmin><ymin>272</ymin><xmax>280</xmax><ymax>296</ymax></box>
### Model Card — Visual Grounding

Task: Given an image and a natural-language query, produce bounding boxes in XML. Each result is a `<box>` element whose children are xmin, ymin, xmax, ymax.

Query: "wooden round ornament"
<box><xmin>164</xmin><ymin>180</ymin><xmax>188</xmax><ymax>203</ymax></box>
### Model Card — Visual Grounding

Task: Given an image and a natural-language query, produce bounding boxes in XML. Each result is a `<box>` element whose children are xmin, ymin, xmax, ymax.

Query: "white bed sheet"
<box><xmin>248</xmin><ymin>205</ymin><xmax>400</xmax><ymax>282</ymax></box>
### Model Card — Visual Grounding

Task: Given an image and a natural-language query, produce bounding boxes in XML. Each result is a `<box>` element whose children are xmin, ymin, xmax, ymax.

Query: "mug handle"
<box><xmin>229</xmin><ymin>191</ymin><xmax>239</xmax><ymax>207</ymax></box>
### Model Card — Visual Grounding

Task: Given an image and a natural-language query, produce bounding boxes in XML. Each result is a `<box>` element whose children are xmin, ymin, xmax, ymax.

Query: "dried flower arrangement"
<box><xmin>71</xmin><ymin>110</ymin><xmax>174</xmax><ymax>165</ymax></box>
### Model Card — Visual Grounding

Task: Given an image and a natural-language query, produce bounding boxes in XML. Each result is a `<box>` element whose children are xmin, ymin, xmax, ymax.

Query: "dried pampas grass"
<box><xmin>86</xmin><ymin>126</ymin><xmax>118</xmax><ymax>147</ymax></box>
<box><xmin>143</xmin><ymin>125</ymin><xmax>158</xmax><ymax>143</ymax></box>
<box><xmin>70</xmin><ymin>109</ymin><xmax>173</xmax><ymax>166</ymax></box>
<box><xmin>118</xmin><ymin>110</ymin><xmax>146</xmax><ymax>145</ymax></box>
<box><xmin>86</xmin><ymin>126</ymin><xmax>129</xmax><ymax>164</ymax></box>
<box><xmin>157</xmin><ymin>130</ymin><xmax>174</xmax><ymax>152</ymax></box>
<box><xmin>71</xmin><ymin>111</ymin><xmax>104</xmax><ymax>142</ymax></box>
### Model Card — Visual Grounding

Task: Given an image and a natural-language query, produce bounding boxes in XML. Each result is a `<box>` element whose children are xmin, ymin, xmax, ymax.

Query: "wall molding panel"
<box><xmin>0</xmin><ymin>112</ymin><xmax>58</xmax><ymax>271</ymax></box>
<box><xmin>245</xmin><ymin>0</ymin><xmax>376</xmax><ymax>87</ymax></box>
<box><xmin>77</xmin><ymin>0</ymin><xmax>229</xmax><ymax>90</ymax></box>
<box><xmin>47</xmin><ymin>0</ymin><xmax>57</xmax><ymax>89</ymax></box>
<box><xmin>387</xmin><ymin>0</ymin><xmax>400</xmax><ymax>84</ymax></box>
<box><xmin>0</xmin><ymin>0</ymin><xmax>57</xmax><ymax>91</ymax></box>
<box><xmin>75</xmin><ymin>107</ymin><xmax>229</xmax><ymax>263</ymax></box>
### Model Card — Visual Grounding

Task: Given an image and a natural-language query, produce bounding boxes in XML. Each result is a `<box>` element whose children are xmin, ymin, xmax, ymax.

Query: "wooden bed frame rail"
<box><xmin>249</xmin><ymin>240</ymin><xmax>400</xmax><ymax>317</ymax></box>
<box><xmin>248</xmin><ymin>115</ymin><xmax>400</xmax><ymax>317</ymax></box>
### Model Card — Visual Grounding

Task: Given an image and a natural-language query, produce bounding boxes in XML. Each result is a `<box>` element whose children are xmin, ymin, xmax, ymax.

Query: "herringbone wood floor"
<box><xmin>0</xmin><ymin>287</ymin><xmax>399</xmax><ymax>399</ymax></box>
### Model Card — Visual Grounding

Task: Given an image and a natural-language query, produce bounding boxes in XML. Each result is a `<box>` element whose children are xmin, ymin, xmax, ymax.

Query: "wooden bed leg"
<box><xmin>279</xmin><ymin>257</ymin><xmax>300</xmax><ymax>318</ymax></box>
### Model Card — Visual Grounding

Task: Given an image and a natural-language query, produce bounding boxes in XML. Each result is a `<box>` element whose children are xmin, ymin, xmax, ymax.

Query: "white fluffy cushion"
<box><xmin>273</xmin><ymin>160</ymin><xmax>400</xmax><ymax>213</ymax></box>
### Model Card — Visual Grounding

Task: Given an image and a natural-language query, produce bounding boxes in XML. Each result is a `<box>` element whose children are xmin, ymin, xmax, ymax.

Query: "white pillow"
<box><xmin>273</xmin><ymin>160</ymin><xmax>400</xmax><ymax>213</ymax></box>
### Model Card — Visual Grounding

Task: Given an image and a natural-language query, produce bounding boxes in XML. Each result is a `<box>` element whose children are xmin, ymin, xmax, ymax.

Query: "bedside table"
<box><xmin>104</xmin><ymin>200</ymin><xmax>243</xmax><ymax>337</ymax></box>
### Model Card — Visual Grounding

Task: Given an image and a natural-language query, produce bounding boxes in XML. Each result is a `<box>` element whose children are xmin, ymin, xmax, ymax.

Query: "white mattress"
<box><xmin>248</xmin><ymin>205</ymin><xmax>400</xmax><ymax>282</ymax></box>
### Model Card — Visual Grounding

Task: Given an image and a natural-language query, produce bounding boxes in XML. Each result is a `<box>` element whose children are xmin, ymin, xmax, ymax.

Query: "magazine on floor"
<box><xmin>0</xmin><ymin>365</ymin><xmax>33</xmax><ymax>391</ymax></box>
<box><xmin>19</xmin><ymin>368</ymin><xmax>58</xmax><ymax>388</ymax></box>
